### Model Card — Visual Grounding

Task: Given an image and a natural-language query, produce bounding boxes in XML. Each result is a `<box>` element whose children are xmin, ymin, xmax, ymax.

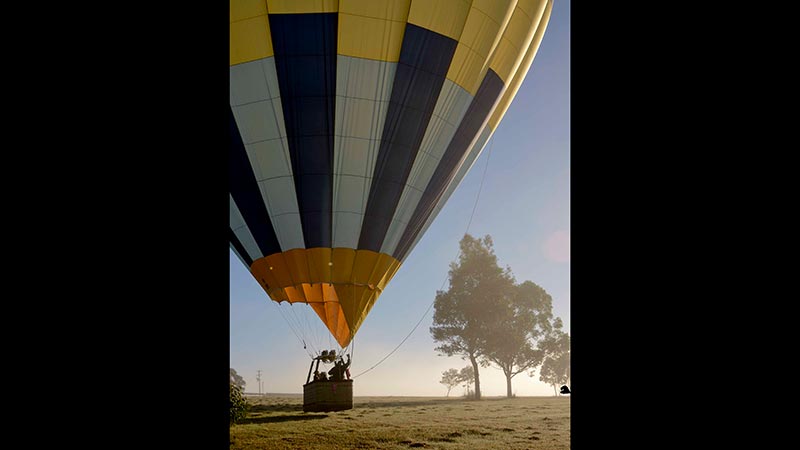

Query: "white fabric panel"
<box><xmin>380</xmin><ymin>80</ymin><xmax>473</xmax><ymax>255</ymax></box>
<box><xmin>230</xmin><ymin>59</ymin><xmax>273</xmax><ymax>105</ymax></box>
<box><xmin>246</xmin><ymin>138</ymin><xmax>292</xmax><ymax>181</ymax></box>
<box><xmin>379</xmin><ymin>186</ymin><xmax>424</xmax><ymax>253</ymax></box>
<box><xmin>229</xmin><ymin>195</ymin><xmax>263</xmax><ymax>260</ymax></box>
<box><xmin>336</xmin><ymin>55</ymin><xmax>395</xmax><ymax>100</ymax></box>
<box><xmin>333</xmin><ymin>56</ymin><xmax>396</xmax><ymax>248</ymax></box>
<box><xmin>334</xmin><ymin>174</ymin><xmax>370</xmax><ymax>213</ymax></box>
<box><xmin>232</xmin><ymin>100</ymin><xmax>281</xmax><ymax>144</ymax></box>
<box><xmin>403</xmin><ymin>125</ymin><xmax>494</xmax><ymax>262</ymax></box>
<box><xmin>231</xmin><ymin>57</ymin><xmax>305</xmax><ymax>251</ymax></box>
<box><xmin>259</xmin><ymin>177</ymin><xmax>299</xmax><ymax>216</ymax></box>
<box><xmin>269</xmin><ymin>213</ymin><xmax>305</xmax><ymax>251</ymax></box>
<box><xmin>336</xmin><ymin>137</ymin><xmax>372</xmax><ymax>177</ymax></box>
<box><xmin>333</xmin><ymin>212</ymin><xmax>365</xmax><ymax>247</ymax></box>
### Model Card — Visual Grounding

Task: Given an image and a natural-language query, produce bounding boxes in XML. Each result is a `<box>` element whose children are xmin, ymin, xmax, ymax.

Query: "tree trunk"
<box><xmin>505</xmin><ymin>370</ymin><xmax>513</xmax><ymax>398</ymax></box>
<box><xmin>469</xmin><ymin>354</ymin><xmax>481</xmax><ymax>400</ymax></box>
<box><xmin>446</xmin><ymin>387</ymin><xmax>451</xmax><ymax>397</ymax></box>
<box><xmin>553</xmin><ymin>384</ymin><xmax>557</xmax><ymax>396</ymax></box>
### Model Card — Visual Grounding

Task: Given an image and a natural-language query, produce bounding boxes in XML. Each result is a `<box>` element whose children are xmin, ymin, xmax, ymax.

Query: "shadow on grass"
<box><xmin>355</xmin><ymin>399</ymin><xmax>468</xmax><ymax>409</ymax></box>
<box><xmin>249</xmin><ymin>404</ymin><xmax>303</xmax><ymax>413</ymax></box>
<box><xmin>240</xmin><ymin>414</ymin><xmax>328</xmax><ymax>424</ymax></box>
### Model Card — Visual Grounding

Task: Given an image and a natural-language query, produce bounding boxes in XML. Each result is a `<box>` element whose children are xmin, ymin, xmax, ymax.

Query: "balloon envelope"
<box><xmin>229</xmin><ymin>0</ymin><xmax>553</xmax><ymax>347</ymax></box>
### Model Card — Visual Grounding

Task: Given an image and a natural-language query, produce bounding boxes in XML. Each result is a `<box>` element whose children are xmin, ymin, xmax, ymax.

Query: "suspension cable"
<box><xmin>352</xmin><ymin>135</ymin><xmax>496</xmax><ymax>378</ymax></box>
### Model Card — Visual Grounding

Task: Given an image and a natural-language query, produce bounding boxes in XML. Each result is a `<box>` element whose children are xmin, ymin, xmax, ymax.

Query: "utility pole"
<box><xmin>256</xmin><ymin>370</ymin><xmax>262</xmax><ymax>396</ymax></box>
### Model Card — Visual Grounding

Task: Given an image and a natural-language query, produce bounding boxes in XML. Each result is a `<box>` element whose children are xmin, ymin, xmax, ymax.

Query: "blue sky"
<box><xmin>230</xmin><ymin>0</ymin><xmax>569</xmax><ymax>397</ymax></box>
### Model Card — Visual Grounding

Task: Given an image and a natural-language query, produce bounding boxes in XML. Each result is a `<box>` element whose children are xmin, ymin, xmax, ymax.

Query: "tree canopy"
<box><xmin>482</xmin><ymin>280</ymin><xmax>554</xmax><ymax>397</ymax></box>
<box><xmin>536</xmin><ymin>318</ymin><xmax>570</xmax><ymax>394</ymax></box>
<box><xmin>430</xmin><ymin>234</ymin><xmax>514</xmax><ymax>400</ymax></box>
<box><xmin>230</xmin><ymin>368</ymin><xmax>246</xmax><ymax>389</ymax></box>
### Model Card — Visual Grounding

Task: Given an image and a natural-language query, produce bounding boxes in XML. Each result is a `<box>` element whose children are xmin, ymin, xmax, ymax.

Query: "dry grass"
<box><xmin>231</xmin><ymin>394</ymin><xmax>570</xmax><ymax>449</ymax></box>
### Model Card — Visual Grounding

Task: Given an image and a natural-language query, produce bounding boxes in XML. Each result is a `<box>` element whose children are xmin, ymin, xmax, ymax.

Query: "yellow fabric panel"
<box><xmin>331</xmin><ymin>248</ymin><xmax>357</xmax><ymax>284</ymax></box>
<box><xmin>370</xmin><ymin>252</ymin><xmax>398</xmax><ymax>287</ymax></box>
<box><xmin>488</xmin><ymin>0</ymin><xmax>547</xmax><ymax>82</ymax></box>
<box><xmin>332</xmin><ymin>284</ymin><xmax>353</xmax><ymax>329</ymax></box>
<box><xmin>407</xmin><ymin>0</ymin><xmax>470</xmax><ymax>41</ymax></box>
<box><xmin>516</xmin><ymin>0</ymin><xmax>547</xmax><ymax>20</ymax></box>
<box><xmin>306</xmin><ymin>247</ymin><xmax>333</xmax><ymax>283</ymax></box>
<box><xmin>377</xmin><ymin>258</ymin><xmax>401</xmax><ymax>291</ymax></box>
<box><xmin>339</xmin><ymin>0</ymin><xmax>410</xmax><ymax>20</ymax></box>
<box><xmin>355</xmin><ymin>291</ymin><xmax>380</xmax><ymax>333</ymax></box>
<box><xmin>353</xmin><ymin>250</ymin><xmax>380</xmax><ymax>285</ymax></box>
<box><xmin>460</xmin><ymin>4</ymin><xmax>505</xmax><ymax>58</ymax></box>
<box><xmin>265</xmin><ymin>253</ymin><xmax>294</xmax><ymax>287</ymax></box>
<box><xmin>472</xmin><ymin>0</ymin><xmax>516</xmax><ymax>78</ymax></box>
<box><xmin>471</xmin><ymin>0</ymin><xmax>516</xmax><ymax>24</ymax></box>
<box><xmin>487</xmin><ymin>0</ymin><xmax>551</xmax><ymax>130</ymax></box>
<box><xmin>446</xmin><ymin>1</ymin><xmax>513</xmax><ymax>94</ymax></box>
<box><xmin>349</xmin><ymin>287</ymin><xmax>368</xmax><ymax>335</ymax></box>
<box><xmin>267</xmin><ymin>0</ymin><xmax>339</xmax><ymax>14</ymax></box>
<box><xmin>354</xmin><ymin>285</ymin><xmax>376</xmax><ymax>329</ymax></box>
<box><xmin>447</xmin><ymin>41</ymin><xmax>491</xmax><ymax>95</ymax></box>
<box><xmin>230</xmin><ymin>15</ymin><xmax>274</xmax><ymax>65</ymax></box>
<box><xmin>338</xmin><ymin>14</ymin><xmax>406</xmax><ymax>61</ymax></box>
<box><xmin>230</xmin><ymin>0</ymin><xmax>268</xmax><ymax>22</ymax></box>
<box><xmin>284</xmin><ymin>248</ymin><xmax>311</xmax><ymax>284</ymax></box>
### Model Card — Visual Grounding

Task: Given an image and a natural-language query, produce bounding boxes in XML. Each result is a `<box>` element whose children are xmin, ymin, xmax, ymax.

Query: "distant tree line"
<box><xmin>431</xmin><ymin>234</ymin><xmax>570</xmax><ymax>399</ymax></box>
<box><xmin>439</xmin><ymin>366</ymin><xmax>475</xmax><ymax>397</ymax></box>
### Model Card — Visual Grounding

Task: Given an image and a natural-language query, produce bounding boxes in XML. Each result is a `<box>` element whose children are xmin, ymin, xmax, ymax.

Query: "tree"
<box><xmin>230</xmin><ymin>368</ymin><xmax>246</xmax><ymax>390</ymax></box>
<box><xmin>482</xmin><ymin>280</ymin><xmax>554</xmax><ymax>397</ymax></box>
<box><xmin>430</xmin><ymin>234</ymin><xmax>514</xmax><ymax>400</ymax></box>
<box><xmin>440</xmin><ymin>369</ymin><xmax>461</xmax><ymax>397</ymax></box>
<box><xmin>536</xmin><ymin>318</ymin><xmax>570</xmax><ymax>395</ymax></box>
<box><xmin>458</xmin><ymin>366</ymin><xmax>475</xmax><ymax>397</ymax></box>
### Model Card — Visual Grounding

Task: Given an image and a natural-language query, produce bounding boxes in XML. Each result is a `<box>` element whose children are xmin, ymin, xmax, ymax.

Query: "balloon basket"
<box><xmin>303</xmin><ymin>379</ymin><xmax>353</xmax><ymax>412</ymax></box>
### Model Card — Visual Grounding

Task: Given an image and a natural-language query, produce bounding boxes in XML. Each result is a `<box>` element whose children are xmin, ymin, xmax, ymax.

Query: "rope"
<box><xmin>352</xmin><ymin>136</ymin><xmax>496</xmax><ymax>378</ymax></box>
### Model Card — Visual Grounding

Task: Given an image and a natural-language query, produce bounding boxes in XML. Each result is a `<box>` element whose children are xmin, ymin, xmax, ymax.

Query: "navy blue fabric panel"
<box><xmin>269</xmin><ymin>13</ymin><xmax>337</xmax><ymax>249</ymax></box>
<box><xmin>229</xmin><ymin>229</ymin><xmax>254</xmax><ymax>267</ymax></box>
<box><xmin>357</xmin><ymin>24</ymin><xmax>458</xmax><ymax>252</ymax></box>
<box><xmin>229</xmin><ymin>107</ymin><xmax>282</xmax><ymax>257</ymax></box>
<box><xmin>394</xmin><ymin>70</ymin><xmax>505</xmax><ymax>261</ymax></box>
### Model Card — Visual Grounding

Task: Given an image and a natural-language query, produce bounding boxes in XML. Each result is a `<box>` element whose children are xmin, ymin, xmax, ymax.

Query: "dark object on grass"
<box><xmin>560</xmin><ymin>385</ymin><xmax>570</xmax><ymax>395</ymax></box>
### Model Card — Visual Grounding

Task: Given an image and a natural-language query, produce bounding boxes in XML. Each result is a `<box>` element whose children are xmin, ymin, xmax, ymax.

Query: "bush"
<box><xmin>230</xmin><ymin>382</ymin><xmax>248</xmax><ymax>425</ymax></box>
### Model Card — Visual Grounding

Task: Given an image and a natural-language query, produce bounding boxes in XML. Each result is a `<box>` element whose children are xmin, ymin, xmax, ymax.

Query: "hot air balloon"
<box><xmin>229</xmin><ymin>0</ymin><xmax>552</xmax><ymax>411</ymax></box>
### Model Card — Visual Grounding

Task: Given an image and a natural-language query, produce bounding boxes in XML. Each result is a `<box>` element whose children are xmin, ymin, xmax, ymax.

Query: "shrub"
<box><xmin>230</xmin><ymin>382</ymin><xmax>248</xmax><ymax>425</ymax></box>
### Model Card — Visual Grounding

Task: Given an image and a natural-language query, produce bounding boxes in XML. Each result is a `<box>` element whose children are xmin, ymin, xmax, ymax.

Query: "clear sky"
<box><xmin>230</xmin><ymin>0</ymin><xmax>569</xmax><ymax>397</ymax></box>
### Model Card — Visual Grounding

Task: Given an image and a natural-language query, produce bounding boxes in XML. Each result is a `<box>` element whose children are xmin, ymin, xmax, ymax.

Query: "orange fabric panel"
<box><xmin>283</xmin><ymin>249</ymin><xmax>311</xmax><ymax>284</ymax></box>
<box><xmin>301</xmin><ymin>283</ymin><xmax>324</xmax><ymax>303</ymax></box>
<box><xmin>264</xmin><ymin>253</ymin><xmax>293</xmax><ymax>287</ymax></box>
<box><xmin>250</xmin><ymin>258</ymin><xmax>277</xmax><ymax>289</ymax></box>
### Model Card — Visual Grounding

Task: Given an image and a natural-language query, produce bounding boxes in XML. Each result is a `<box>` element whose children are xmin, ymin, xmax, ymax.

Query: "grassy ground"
<box><xmin>231</xmin><ymin>394</ymin><xmax>570</xmax><ymax>449</ymax></box>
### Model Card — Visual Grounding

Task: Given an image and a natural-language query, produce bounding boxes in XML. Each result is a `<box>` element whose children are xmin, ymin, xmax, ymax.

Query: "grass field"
<box><xmin>230</xmin><ymin>394</ymin><xmax>570</xmax><ymax>449</ymax></box>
